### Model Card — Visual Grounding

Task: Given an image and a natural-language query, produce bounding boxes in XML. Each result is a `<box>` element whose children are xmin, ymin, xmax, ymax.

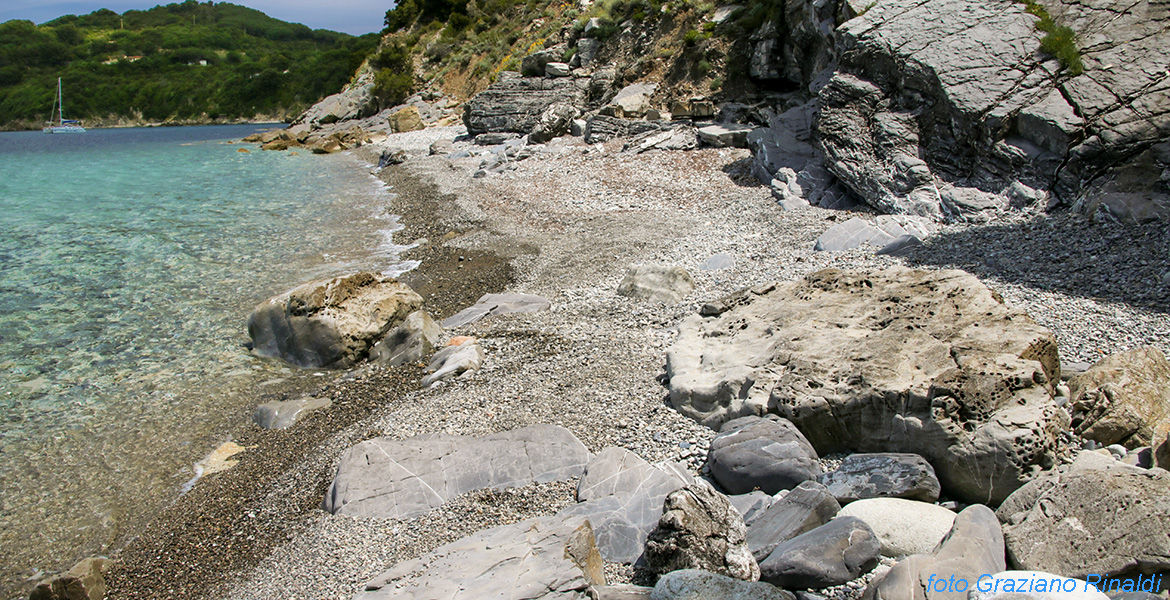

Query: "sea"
<box><xmin>0</xmin><ymin>125</ymin><xmax>412</xmax><ymax>594</ymax></box>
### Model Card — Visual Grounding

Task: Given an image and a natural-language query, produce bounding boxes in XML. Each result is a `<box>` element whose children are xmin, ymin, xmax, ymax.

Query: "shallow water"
<box><xmin>0</xmin><ymin>125</ymin><xmax>409</xmax><ymax>590</ymax></box>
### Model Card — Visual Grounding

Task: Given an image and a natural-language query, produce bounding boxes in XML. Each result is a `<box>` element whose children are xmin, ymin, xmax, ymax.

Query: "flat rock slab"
<box><xmin>356</xmin><ymin>516</ymin><xmax>595</xmax><ymax>600</ymax></box>
<box><xmin>813</xmin><ymin>216</ymin><xmax>936</xmax><ymax>252</ymax></box>
<box><xmin>819</xmin><ymin>453</ymin><xmax>940</xmax><ymax>504</ymax></box>
<box><xmin>252</xmin><ymin>396</ymin><xmax>332</xmax><ymax>430</ymax></box>
<box><xmin>324</xmin><ymin>425</ymin><xmax>590</xmax><ymax>519</ymax></box>
<box><xmin>708</xmin><ymin>415</ymin><xmax>821</xmax><ymax>495</ymax></box>
<box><xmin>997</xmin><ymin>469</ymin><xmax>1170</xmax><ymax>579</ymax></box>
<box><xmin>441</xmin><ymin>293</ymin><xmax>551</xmax><ymax>328</ymax></box>
<box><xmin>698</xmin><ymin>124</ymin><xmax>755</xmax><ymax>148</ymax></box>
<box><xmin>838</xmin><ymin>498</ymin><xmax>956</xmax><ymax>557</ymax></box>
<box><xmin>668</xmin><ymin>266</ymin><xmax>1066</xmax><ymax>505</ymax></box>
<box><xmin>559</xmin><ymin>447</ymin><xmax>693</xmax><ymax>563</ymax></box>
<box><xmin>651</xmin><ymin>569</ymin><xmax>793</xmax><ymax>600</ymax></box>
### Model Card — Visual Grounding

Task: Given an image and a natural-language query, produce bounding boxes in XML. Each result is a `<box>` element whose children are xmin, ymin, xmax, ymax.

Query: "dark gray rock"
<box><xmin>441</xmin><ymin>293</ymin><xmax>551</xmax><ymax>328</ymax></box>
<box><xmin>463</xmin><ymin>71</ymin><xmax>587</xmax><ymax>135</ymax></box>
<box><xmin>560</xmin><ymin>447</ymin><xmax>693</xmax><ymax>563</ymax></box>
<box><xmin>650</xmin><ymin>569</ymin><xmax>793</xmax><ymax>600</ymax></box>
<box><xmin>584</xmin><ymin>115</ymin><xmax>686</xmax><ymax>144</ymax></box>
<box><xmin>708</xmin><ymin>415</ymin><xmax>821</xmax><ymax>496</ymax></box>
<box><xmin>324</xmin><ymin>425</ymin><xmax>590</xmax><ymax>519</ymax></box>
<box><xmin>369</xmin><ymin>310</ymin><xmax>441</xmax><ymax>367</ymax></box>
<box><xmin>377</xmin><ymin>148</ymin><xmax>407</xmax><ymax>168</ymax></box>
<box><xmin>759</xmin><ymin>516</ymin><xmax>881</xmax><ymax>589</ymax></box>
<box><xmin>252</xmin><ymin>396</ymin><xmax>332</xmax><ymax>430</ymax></box>
<box><xmin>997</xmin><ymin>469</ymin><xmax>1170</xmax><ymax>579</ymax></box>
<box><xmin>521</xmin><ymin>47</ymin><xmax>562</xmax><ymax>77</ymax></box>
<box><xmin>645</xmin><ymin>484</ymin><xmax>759</xmax><ymax>581</ymax></box>
<box><xmin>875</xmin><ymin>234</ymin><xmax>923</xmax><ymax>256</ymax></box>
<box><xmin>748</xmin><ymin>102</ymin><xmax>818</xmax><ymax>184</ymax></box>
<box><xmin>746</xmin><ymin>480</ymin><xmax>840</xmax><ymax>562</ymax></box>
<box><xmin>728</xmin><ymin>491</ymin><xmax>773</xmax><ymax>526</ymax></box>
<box><xmin>623</xmin><ymin>127</ymin><xmax>699</xmax><ymax>153</ymax></box>
<box><xmin>248</xmin><ymin>272</ymin><xmax>423</xmax><ymax>369</ymax></box>
<box><xmin>357</xmin><ymin>516</ymin><xmax>597</xmax><ymax>599</ymax></box>
<box><xmin>819</xmin><ymin>453</ymin><xmax>941</xmax><ymax>504</ymax></box>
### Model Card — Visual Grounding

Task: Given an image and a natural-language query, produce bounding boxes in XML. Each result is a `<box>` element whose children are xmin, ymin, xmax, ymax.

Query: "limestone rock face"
<box><xmin>248</xmin><ymin>272</ymin><xmax>423</xmax><ymax>369</ymax></box>
<box><xmin>815</xmin><ymin>0</ymin><xmax>1170</xmax><ymax>222</ymax></box>
<box><xmin>707</xmin><ymin>415</ymin><xmax>821</xmax><ymax>495</ymax></box>
<box><xmin>645</xmin><ymin>484</ymin><xmax>759</xmax><ymax>582</ymax></box>
<box><xmin>323</xmin><ymin>425</ymin><xmax>590</xmax><ymax>519</ymax></box>
<box><xmin>356</xmin><ymin>515</ymin><xmax>596</xmax><ymax>599</ymax></box>
<box><xmin>463</xmin><ymin>71</ymin><xmax>588</xmax><ymax>135</ymax></box>
<box><xmin>996</xmin><ymin>469</ymin><xmax>1170</xmax><ymax>579</ymax></box>
<box><xmin>1068</xmin><ymin>346</ymin><xmax>1170</xmax><ymax>448</ymax></box>
<box><xmin>667</xmin><ymin>267</ymin><xmax>1066</xmax><ymax>504</ymax></box>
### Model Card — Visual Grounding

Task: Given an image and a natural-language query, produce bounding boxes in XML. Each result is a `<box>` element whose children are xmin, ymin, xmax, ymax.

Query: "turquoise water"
<box><xmin>0</xmin><ymin>125</ymin><xmax>409</xmax><ymax>590</ymax></box>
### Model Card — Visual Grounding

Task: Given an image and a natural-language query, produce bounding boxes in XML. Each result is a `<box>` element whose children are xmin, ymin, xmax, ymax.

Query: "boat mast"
<box><xmin>57</xmin><ymin>77</ymin><xmax>63</xmax><ymax>125</ymax></box>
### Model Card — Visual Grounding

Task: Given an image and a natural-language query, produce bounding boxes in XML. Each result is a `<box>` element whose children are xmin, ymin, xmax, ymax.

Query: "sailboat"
<box><xmin>43</xmin><ymin>77</ymin><xmax>86</xmax><ymax>134</ymax></box>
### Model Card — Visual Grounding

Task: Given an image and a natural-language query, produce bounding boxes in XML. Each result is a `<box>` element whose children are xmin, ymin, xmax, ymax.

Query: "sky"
<box><xmin>0</xmin><ymin>0</ymin><xmax>390</xmax><ymax>35</ymax></box>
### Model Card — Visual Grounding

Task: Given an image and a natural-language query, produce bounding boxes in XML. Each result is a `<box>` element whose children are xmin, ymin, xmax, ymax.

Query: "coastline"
<box><xmin>98</xmin><ymin>127</ymin><xmax>1170</xmax><ymax>600</ymax></box>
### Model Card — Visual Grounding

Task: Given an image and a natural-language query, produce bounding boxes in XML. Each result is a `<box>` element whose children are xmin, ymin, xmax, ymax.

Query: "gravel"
<box><xmin>112</xmin><ymin>127</ymin><xmax>1170</xmax><ymax>600</ymax></box>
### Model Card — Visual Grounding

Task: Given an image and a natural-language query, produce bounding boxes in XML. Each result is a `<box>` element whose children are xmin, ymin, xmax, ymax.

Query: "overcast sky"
<box><xmin>0</xmin><ymin>1</ymin><xmax>389</xmax><ymax>35</ymax></box>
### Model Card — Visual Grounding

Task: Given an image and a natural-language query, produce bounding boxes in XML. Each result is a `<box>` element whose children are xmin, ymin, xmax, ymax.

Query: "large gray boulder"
<box><xmin>558</xmin><ymin>447</ymin><xmax>693</xmax><ymax>563</ymax></box>
<box><xmin>865</xmin><ymin>504</ymin><xmax>1006</xmax><ymax>600</ymax></box>
<box><xmin>356</xmin><ymin>516</ymin><xmax>599</xmax><ymax>599</ymax></box>
<box><xmin>818</xmin><ymin>0</ymin><xmax>1170</xmax><ymax>222</ymax></box>
<box><xmin>650</xmin><ymin>569</ymin><xmax>793</xmax><ymax>600</ymax></box>
<box><xmin>248</xmin><ymin>272</ymin><xmax>423</xmax><ymax>369</ymax></box>
<box><xmin>819</xmin><ymin>453</ymin><xmax>941</xmax><ymax>504</ymax></box>
<box><xmin>1067</xmin><ymin>346</ymin><xmax>1170</xmax><ymax>448</ymax></box>
<box><xmin>745</xmin><ymin>480</ymin><xmax>840</xmax><ymax>562</ymax></box>
<box><xmin>645</xmin><ymin>485</ymin><xmax>759</xmax><ymax>582</ymax></box>
<box><xmin>463</xmin><ymin>71</ymin><xmax>588</xmax><ymax>135</ymax></box>
<box><xmin>996</xmin><ymin>469</ymin><xmax>1170</xmax><ymax>579</ymax></box>
<box><xmin>667</xmin><ymin>267</ymin><xmax>1067</xmax><ymax>505</ymax></box>
<box><xmin>323</xmin><ymin>425</ymin><xmax>590</xmax><ymax>519</ymax></box>
<box><xmin>707</xmin><ymin>415</ymin><xmax>821</xmax><ymax>495</ymax></box>
<box><xmin>758</xmin><ymin>515</ymin><xmax>881</xmax><ymax>589</ymax></box>
<box><xmin>813</xmin><ymin>215</ymin><xmax>936</xmax><ymax>252</ymax></box>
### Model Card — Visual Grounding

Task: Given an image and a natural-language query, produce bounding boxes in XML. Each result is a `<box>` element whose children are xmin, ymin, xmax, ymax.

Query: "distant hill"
<box><xmin>0</xmin><ymin>0</ymin><xmax>380</xmax><ymax>129</ymax></box>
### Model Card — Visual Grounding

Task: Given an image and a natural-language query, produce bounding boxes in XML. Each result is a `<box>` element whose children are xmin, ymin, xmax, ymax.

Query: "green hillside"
<box><xmin>0</xmin><ymin>0</ymin><xmax>380</xmax><ymax>128</ymax></box>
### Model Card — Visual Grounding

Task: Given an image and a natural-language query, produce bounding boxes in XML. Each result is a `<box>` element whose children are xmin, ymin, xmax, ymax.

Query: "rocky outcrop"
<box><xmin>323</xmin><ymin>425</ymin><xmax>590</xmax><ymax>519</ymax></box>
<box><xmin>707</xmin><ymin>415</ymin><xmax>821</xmax><ymax>495</ymax></box>
<box><xmin>247</xmin><ymin>273</ymin><xmax>423</xmax><ymax>369</ymax></box>
<box><xmin>463</xmin><ymin>71</ymin><xmax>588</xmax><ymax>135</ymax></box>
<box><xmin>356</xmin><ymin>516</ymin><xmax>599</xmax><ymax>599</ymax></box>
<box><xmin>819</xmin><ymin>453</ymin><xmax>940</xmax><ymax>504</ymax></box>
<box><xmin>529</xmin><ymin>103</ymin><xmax>581</xmax><ymax>143</ymax></box>
<box><xmin>1067</xmin><ymin>346</ymin><xmax>1170</xmax><ymax>448</ymax></box>
<box><xmin>667</xmin><ymin>267</ymin><xmax>1066</xmax><ymax>504</ymax></box>
<box><xmin>645</xmin><ymin>485</ymin><xmax>759</xmax><ymax>581</ymax></box>
<box><xmin>291</xmin><ymin>69</ymin><xmax>376</xmax><ymax>129</ymax></box>
<box><xmin>996</xmin><ymin>469</ymin><xmax>1170</xmax><ymax>579</ymax></box>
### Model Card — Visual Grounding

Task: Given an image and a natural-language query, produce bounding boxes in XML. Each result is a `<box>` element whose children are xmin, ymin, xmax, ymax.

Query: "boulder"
<box><xmin>865</xmin><ymin>504</ymin><xmax>1006</xmax><ymax>600</ymax></box>
<box><xmin>545</xmin><ymin>62</ymin><xmax>572</xmax><ymax>78</ymax></box>
<box><xmin>530</xmin><ymin>103</ymin><xmax>581</xmax><ymax>144</ymax></box>
<box><xmin>248</xmin><ymin>273</ymin><xmax>423</xmax><ymax>369</ymax></box>
<box><xmin>560</xmin><ymin>447</ymin><xmax>694</xmax><ymax>563</ymax></box>
<box><xmin>997</xmin><ymin>469</ymin><xmax>1170</xmax><ymax>579</ymax></box>
<box><xmin>30</xmin><ymin>557</ymin><xmax>109</xmax><ymax>600</ymax></box>
<box><xmin>745</xmin><ymin>480</ymin><xmax>840</xmax><ymax>562</ymax></box>
<box><xmin>252</xmin><ymin>396</ymin><xmax>332</xmax><ymax>430</ymax></box>
<box><xmin>650</xmin><ymin>569</ymin><xmax>793</xmax><ymax>600</ymax></box>
<box><xmin>420</xmin><ymin>338</ymin><xmax>483</xmax><ymax>387</ymax></box>
<box><xmin>369</xmin><ymin>310</ymin><xmax>441</xmax><ymax>367</ymax></box>
<box><xmin>698</xmin><ymin>124</ymin><xmax>755</xmax><ymax>149</ymax></box>
<box><xmin>748</xmin><ymin>102</ymin><xmax>818</xmax><ymax>184</ymax></box>
<box><xmin>463</xmin><ymin>71</ymin><xmax>588</xmax><ymax>135</ymax></box>
<box><xmin>609</xmin><ymin>83</ymin><xmax>657</xmax><ymax>118</ymax></box>
<box><xmin>617</xmin><ymin>265</ymin><xmax>695</xmax><ymax>304</ymax></box>
<box><xmin>522</xmin><ymin>48</ymin><xmax>562</xmax><ymax>77</ymax></box>
<box><xmin>377</xmin><ymin>148</ymin><xmax>406</xmax><ymax>168</ymax></box>
<box><xmin>388</xmin><ymin>106</ymin><xmax>425</xmax><ymax>133</ymax></box>
<box><xmin>323</xmin><ymin>424</ymin><xmax>590</xmax><ymax>519</ymax></box>
<box><xmin>758</xmin><ymin>516</ymin><xmax>880</xmax><ymax>589</ymax></box>
<box><xmin>441</xmin><ymin>293</ymin><xmax>551</xmax><ymax>328</ymax></box>
<box><xmin>728</xmin><ymin>491</ymin><xmax>773</xmax><ymax>526</ymax></box>
<box><xmin>666</xmin><ymin>267</ymin><xmax>1066</xmax><ymax>505</ymax></box>
<box><xmin>292</xmin><ymin>72</ymin><xmax>376</xmax><ymax>128</ymax></box>
<box><xmin>1067</xmin><ymin>346</ymin><xmax>1170</xmax><ymax>448</ymax></box>
<box><xmin>575</xmin><ymin>39</ymin><xmax>599</xmax><ymax>68</ymax></box>
<box><xmin>707</xmin><ymin>415</ymin><xmax>821</xmax><ymax>495</ymax></box>
<box><xmin>967</xmin><ymin>572</ymin><xmax>1109</xmax><ymax>600</ymax></box>
<box><xmin>838</xmin><ymin>498</ymin><xmax>956</xmax><ymax>557</ymax></box>
<box><xmin>819</xmin><ymin>453</ymin><xmax>941</xmax><ymax>504</ymax></box>
<box><xmin>356</xmin><ymin>516</ymin><xmax>598</xmax><ymax>599</ymax></box>
<box><xmin>645</xmin><ymin>484</ymin><xmax>759</xmax><ymax>582</ymax></box>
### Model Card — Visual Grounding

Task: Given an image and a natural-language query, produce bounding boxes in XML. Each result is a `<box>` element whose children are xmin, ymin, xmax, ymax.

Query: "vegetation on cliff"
<box><xmin>0</xmin><ymin>0</ymin><xmax>379</xmax><ymax>128</ymax></box>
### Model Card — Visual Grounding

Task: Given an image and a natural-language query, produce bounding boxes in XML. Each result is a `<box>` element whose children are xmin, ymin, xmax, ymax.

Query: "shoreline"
<box><xmin>96</xmin><ymin>126</ymin><xmax>1170</xmax><ymax>600</ymax></box>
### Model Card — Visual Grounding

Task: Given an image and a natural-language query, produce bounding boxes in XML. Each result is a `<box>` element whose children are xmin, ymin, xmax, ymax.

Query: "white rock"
<box><xmin>837</xmin><ymin>498</ymin><xmax>955</xmax><ymax>557</ymax></box>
